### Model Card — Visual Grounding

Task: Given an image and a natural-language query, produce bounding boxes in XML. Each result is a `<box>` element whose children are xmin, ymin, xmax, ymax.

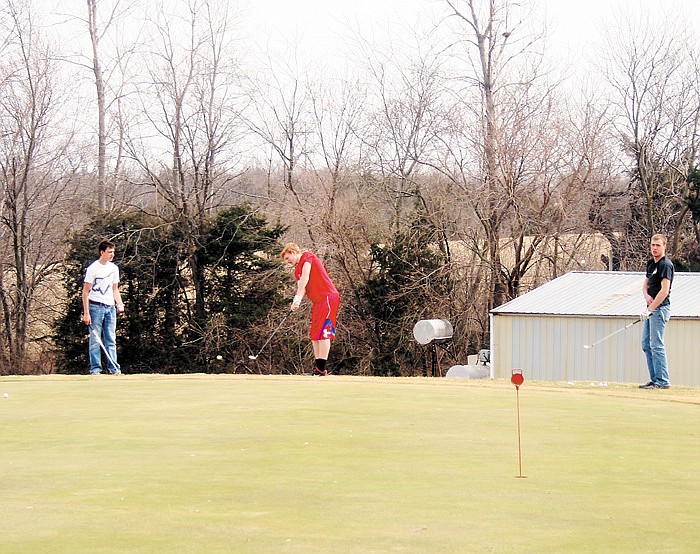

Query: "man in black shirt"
<box><xmin>639</xmin><ymin>234</ymin><xmax>674</xmax><ymax>389</ymax></box>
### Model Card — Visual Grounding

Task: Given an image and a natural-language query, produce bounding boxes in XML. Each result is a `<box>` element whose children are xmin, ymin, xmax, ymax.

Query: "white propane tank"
<box><xmin>412</xmin><ymin>319</ymin><xmax>453</xmax><ymax>345</ymax></box>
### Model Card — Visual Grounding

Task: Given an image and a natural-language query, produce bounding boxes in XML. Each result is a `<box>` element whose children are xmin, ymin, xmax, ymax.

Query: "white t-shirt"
<box><xmin>84</xmin><ymin>260</ymin><xmax>120</xmax><ymax>305</ymax></box>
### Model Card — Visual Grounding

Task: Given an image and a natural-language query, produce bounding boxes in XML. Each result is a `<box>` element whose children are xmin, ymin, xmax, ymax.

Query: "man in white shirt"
<box><xmin>82</xmin><ymin>240</ymin><xmax>125</xmax><ymax>374</ymax></box>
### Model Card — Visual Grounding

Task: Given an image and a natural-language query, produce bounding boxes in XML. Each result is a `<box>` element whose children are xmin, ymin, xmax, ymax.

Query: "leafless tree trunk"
<box><xmin>83</xmin><ymin>0</ymin><xmax>138</xmax><ymax>212</ymax></box>
<box><xmin>442</xmin><ymin>0</ymin><xmax>549</xmax><ymax>308</ymax></box>
<box><xmin>87</xmin><ymin>0</ymin><xmax>106</xmax><ymax>210</ymax></box>
<box><xmin>0</xmin><ymin>0</ymin><xmax>79</xmax><ymax>373</ymax></box>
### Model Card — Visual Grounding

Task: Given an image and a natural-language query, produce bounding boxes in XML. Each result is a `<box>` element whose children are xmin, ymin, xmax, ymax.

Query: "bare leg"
<box><xmin>312</xmin><ymin>339</ymin><xmax>331</xmax><ymax>360</ymax></box>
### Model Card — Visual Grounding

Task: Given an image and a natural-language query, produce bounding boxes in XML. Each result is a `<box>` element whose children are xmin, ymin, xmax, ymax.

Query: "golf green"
<box><xmin>1</xmin><ymin>375</ymin><xmax>698</xmax><ymax>553</ymax></box>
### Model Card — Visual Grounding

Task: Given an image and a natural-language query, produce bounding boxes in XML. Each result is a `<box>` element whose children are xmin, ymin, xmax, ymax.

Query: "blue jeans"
<box><xmin>641</xmin><ymin>304</ymin><xmax>670</xmax><ymax>386</ymax></box>
<box><xmin>89</xmin><ymin>303</ymin><xmax>120</xmax><ymax>374</ymax></box>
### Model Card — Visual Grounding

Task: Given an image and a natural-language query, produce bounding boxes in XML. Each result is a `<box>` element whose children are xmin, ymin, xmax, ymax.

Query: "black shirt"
<box><xmin>645</xmin><ymin>256</ymin><xmax>674</xmax><ymax>307</ymax></box>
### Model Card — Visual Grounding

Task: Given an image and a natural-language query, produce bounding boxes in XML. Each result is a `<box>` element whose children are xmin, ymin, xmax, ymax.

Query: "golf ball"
<box><xmin>216</xmin><ymin>355</ymin><xmax>223</xmax><ymax>360</ymax></box>
<box><xmin>3</xmin><ymin>392</ymin><xmax>8</xmax><ymax>398</ymax></box>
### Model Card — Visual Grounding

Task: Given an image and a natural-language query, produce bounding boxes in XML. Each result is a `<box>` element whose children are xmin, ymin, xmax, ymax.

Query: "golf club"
<box><xmin>90</xmin><ymin>327</ymin><xmax>120</xmax><ymax>370</ymax></box>
<box><xmin>582</xmin><ymin>317</ymin><xmax>643</xmax><ymax>350</ymax></box>
<box><xmin>248</xmin><ymin>311</ymin><xmax>293</xmax><ymax>360</ymax></box>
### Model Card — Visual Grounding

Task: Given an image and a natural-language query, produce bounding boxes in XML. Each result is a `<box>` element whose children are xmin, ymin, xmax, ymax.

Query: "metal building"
<box><xmin>489</xmin><ymin>271</ymin><xmax>700</xmax><ymax>386</ymax></box>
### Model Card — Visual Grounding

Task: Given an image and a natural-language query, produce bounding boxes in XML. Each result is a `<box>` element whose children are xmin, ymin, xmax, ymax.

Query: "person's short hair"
<box><xmin>280</xmin><ymin>242</ymin><xmax>302</xmax><ymax>258</ymax></box>
<box><xmin>651</xmin><ymin>234</ymin><xmax>667</xmax><ymax>246</ymax></box>
<box><xmin>99</xmin><ymin>240</ymin><xmax>116</xmax><ymax>254</ymax></box>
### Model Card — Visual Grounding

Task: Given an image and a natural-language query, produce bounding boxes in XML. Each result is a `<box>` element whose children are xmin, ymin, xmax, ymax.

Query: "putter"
<box><xmin>583</xmin><ymin>317</ymin><xmax>643</xmax><ymax>350</ymax></box>
<box><xmin>90</xmin><ymin>327</ymin><xmax>120</xmax><ymax>370</ymax></box>
<box><xmin>248</xmin><ymin>311</ymin><xmax>293</xmax><ymax>360</ymax></box>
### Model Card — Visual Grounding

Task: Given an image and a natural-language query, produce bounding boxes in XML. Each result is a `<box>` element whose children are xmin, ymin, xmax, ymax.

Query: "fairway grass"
<box><xmin>1</xmin><ymin>375</ymin><xmax>699</xmax><ymax>553</ymax></box>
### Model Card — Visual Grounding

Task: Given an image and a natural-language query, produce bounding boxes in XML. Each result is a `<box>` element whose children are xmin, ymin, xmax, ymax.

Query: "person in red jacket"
<box><xmin>281</xmin><ymin>243</ymin><xmax>340</xmax><ymax>376</ymax></box>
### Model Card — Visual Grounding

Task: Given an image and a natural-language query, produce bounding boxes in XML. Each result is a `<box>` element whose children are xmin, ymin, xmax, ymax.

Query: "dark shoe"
<box><xmin>654</xmin><ymin>383</ymin><xmax>670</xmax><ymax>389</ymax></box>
<box><xmin>311</xmin><ymin>368</ymin><xmax>328</xmax><ymax>376</ymax></box>
<box><xmin>639</xmin><ymin>382</ymin><xmax>655</xmax><ymax>389</ymax></box>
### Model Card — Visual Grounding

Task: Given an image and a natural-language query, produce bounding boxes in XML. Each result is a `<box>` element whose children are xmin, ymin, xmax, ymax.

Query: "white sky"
<box><xmin>541</xmin><ymin>0</ymin><xmax>700</xmax><ymax>52</ymax></box>
<box><xmin>243</xmin><ymin>0</ymin><xmax>700</xmax><ymax>67</ymax></box>
<box><xmin>48</xmin><ymin>0</ymin><xmax>700</xmax><ymax>72</ymax></box>
<box><xmin>245</xmin><ymin>0</ymin><xmax>700</xmax><ymax>38</ymax></box>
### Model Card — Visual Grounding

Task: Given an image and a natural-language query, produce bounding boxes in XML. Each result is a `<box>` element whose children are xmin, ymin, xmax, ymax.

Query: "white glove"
<box><xmin>640</xmin><ymin>310</ymin><xmax>651</xmax><ymax>321</ymax></box>
<box><xmin>291</xmin><ymin>295</ymin><xmax>302</xmax><ymax>309</ymax></box>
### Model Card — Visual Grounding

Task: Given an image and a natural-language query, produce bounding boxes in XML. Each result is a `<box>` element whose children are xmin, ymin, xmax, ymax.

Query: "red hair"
<box><xmin>280</xmin><ymin>242</ymin><xmax>302</xmax><ymax>258</ymax></box>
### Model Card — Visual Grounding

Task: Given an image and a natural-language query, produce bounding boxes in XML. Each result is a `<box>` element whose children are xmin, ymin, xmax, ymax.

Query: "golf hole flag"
<box><xmin>511</xmin><ymin>368</ymin><xmax>524</xmax><ymax>388</ymax></box>
<box><xmin>511</xmin><ymin>369</ymin><xmax>526</xmax><ymax>478</ymax></box>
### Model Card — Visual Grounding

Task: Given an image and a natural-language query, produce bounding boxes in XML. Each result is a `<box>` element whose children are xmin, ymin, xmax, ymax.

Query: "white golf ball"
<box><xmin>216</xmin><ymin>355</ymin><xmax>223</xmax><ymax>360</ymax></box>
<box><xmin>3</xmin><ymin>392</ymin><xmax>8</xmax><ymax>398</ymax></box>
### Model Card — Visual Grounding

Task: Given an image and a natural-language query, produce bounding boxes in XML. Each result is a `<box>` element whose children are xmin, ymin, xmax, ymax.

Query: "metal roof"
<box><xmin>491</xmin><ymin>271</ymin><xmax>700</xmax><ymax>318</ymax></box>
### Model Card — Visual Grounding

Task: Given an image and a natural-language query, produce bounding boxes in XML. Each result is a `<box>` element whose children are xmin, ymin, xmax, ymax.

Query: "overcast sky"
<box><xmin>243</xmin><ymin>0</ymin><xmax>700</xmax><ymax>68</ymax></box>
<box><xmin>245</xmin><ymin>0</ymin><xmax>700</xmax><ymax>41</ymax></box>
<box><xmin>44</xmin><ymin>0</ymin><xmax>700</xmax><ymax>108</ymax></box>
<box><xmin>48</xmin><ymin>0</ymin><xmax>700</xmax><ymax>71</ymax></box>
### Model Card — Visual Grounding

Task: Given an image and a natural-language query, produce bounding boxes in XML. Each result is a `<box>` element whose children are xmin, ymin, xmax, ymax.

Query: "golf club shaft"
<box><xmin>91</xmin><ymin>326</ymin><xmax>118</xmax><ymax>368</ymax></box>
<box><xmin>586</xmin><ymin>318</ymin><xmax>642</xmax><ymax>348</ymax></box>
<box><xmin>252</xmin><ymin>311</ymin><xmax>292</xmax><ymax>359</ymax></box>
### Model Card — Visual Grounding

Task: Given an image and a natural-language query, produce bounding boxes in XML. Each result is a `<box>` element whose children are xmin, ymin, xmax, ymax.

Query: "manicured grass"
<box><xmin>1</xmin><ymin>375</ymin><xmax>699</xmax><ymax>553</ymax></box>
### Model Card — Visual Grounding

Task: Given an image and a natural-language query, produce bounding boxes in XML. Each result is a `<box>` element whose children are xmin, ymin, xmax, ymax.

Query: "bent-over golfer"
<box><xmin>281</xmin><ymin>243</ymin><xmax>340</xmax><ymax>376</ymax></box>
<box><xmin>639</xmin><ymin>234</ymin><xmax>673</xmax><ymax>389</ymax></box>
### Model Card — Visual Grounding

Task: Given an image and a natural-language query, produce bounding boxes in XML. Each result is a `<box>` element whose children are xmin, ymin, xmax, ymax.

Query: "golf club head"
<box><xmin>582</xmin><ymin>344</ymin><xmax>591</xmax><ymax>350</ymax></box>
<box><xmin>248</xmin><ymin>355</ymin><xmax>258</xmax><ymax>360</ymax></box>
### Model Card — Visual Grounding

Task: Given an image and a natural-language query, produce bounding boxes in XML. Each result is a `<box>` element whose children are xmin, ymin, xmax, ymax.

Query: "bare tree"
<box><xmin>125</xmin><ymin>0</ymin><xmax>245</xmax><ymax>322</ymax></box>
<box><xmin>72</xmin><ymin>0</ymin><xmax>140</xmax><ymax>211</ymax></box>
<box><xmin>241</xmin><ymin>44</ymin><xmax>321</xmax><ymax>244</ymax></box>
<box><xmin>86</xmin><ymin>0</ymin><xmax>108</xmax><ymax>210</ymax></box>
<box><xmin>440</xmin><ymin>0</ymin><xmax>554</xmax><ymax>308</ymax></box>
<box><xmin>307</xmin><ymin>74</ymin><xmax>367</xmax><ymax>233</ymax></box>
<box><xmin>602</xmin><ymin>9</ymin><xmax>700</xmax><ymax>261</ymax></box>
<box><xmin>356</xmin><ymin>29</ymin><xmax>453</xmax><ymax>234</ymax></box>
<box><xmin>0</xmin><ymin>0</ymin><xmax>80</xmax><ymax>373</ymax></box>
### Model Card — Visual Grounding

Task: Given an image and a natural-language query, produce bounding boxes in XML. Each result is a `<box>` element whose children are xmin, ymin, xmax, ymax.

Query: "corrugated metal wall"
<box><xmin>492</xmin><ymin>314</ymin><xmax>699</xmax><ymax>386</ymax></box>
<box><xmin>665</xmin><ymin>319</ymin><xmax>700</xmax><ymax>386</ymax></box>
